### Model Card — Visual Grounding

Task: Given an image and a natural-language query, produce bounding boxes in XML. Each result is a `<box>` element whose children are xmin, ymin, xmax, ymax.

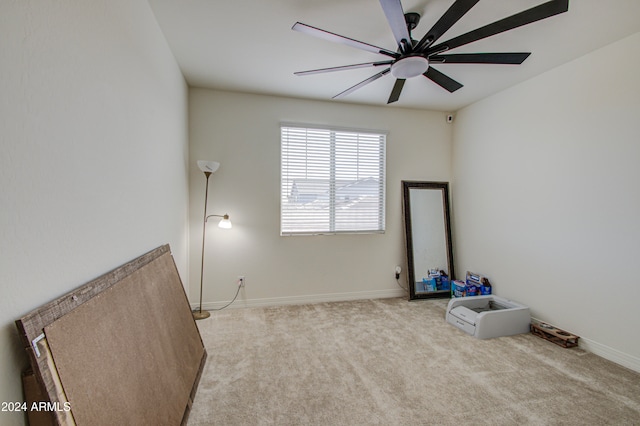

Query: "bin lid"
<box><xmin>450</xmin><ymin>306</ymin><xmax>478</xmax><ymax>325</ymax></box>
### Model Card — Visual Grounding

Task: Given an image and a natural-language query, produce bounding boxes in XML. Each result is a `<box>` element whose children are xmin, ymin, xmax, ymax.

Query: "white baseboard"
<box><xmin>192</xmin><ymin>288</ymin><xmax>405</xmax><ymax>311</ymax></box>
<box><xmin>578</xmin><ymin>337</ymin><xmax>640</xmax><ymax>373</ymax></box>
<box><xmin>531</xmin><ymin>316</ymin><xmax>640</xmax><ymax>373</ymax></box>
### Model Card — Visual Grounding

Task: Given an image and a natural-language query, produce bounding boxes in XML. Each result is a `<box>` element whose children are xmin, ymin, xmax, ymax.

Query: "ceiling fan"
<box><xmin>292</xmin><ymin>0</ymin><xmax>569</xmax><ymax>104</ymax></box>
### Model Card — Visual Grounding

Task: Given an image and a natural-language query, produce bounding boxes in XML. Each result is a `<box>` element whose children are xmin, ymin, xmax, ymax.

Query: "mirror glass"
<box><xmin>402</xmin><ymin>181</ymin><xmax>454</xmax><ymax>300</ymax></box>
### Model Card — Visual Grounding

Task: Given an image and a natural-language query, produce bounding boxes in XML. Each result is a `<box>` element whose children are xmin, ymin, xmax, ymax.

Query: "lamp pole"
<box><xmin>194</xmin><ymin>171</ymin><xmax>212</xmax><ymax>320</ymax></box>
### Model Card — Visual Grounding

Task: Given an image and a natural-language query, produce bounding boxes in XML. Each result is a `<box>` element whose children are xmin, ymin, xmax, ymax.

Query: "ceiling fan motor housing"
<box><xmin>390</xmin><ymin>55</ymin><xmax>429</xmax><ymax>79</ymax></box>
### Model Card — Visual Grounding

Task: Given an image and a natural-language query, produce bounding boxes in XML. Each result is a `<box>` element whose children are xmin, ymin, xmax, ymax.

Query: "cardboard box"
<box><xmin>451</xmin><ymin>280</ymin><xmax>467</xmax><ymax>298</ymax></box>
<box><xmin>422</xmin><ymin>275</ymin><xmax>450</xmax><ymax>292</ymax></box>
<box><xmin>465</xmin><ymin>282</ymin><xmax>479</xmax><ymax>296</ymax></box>
<box><xmin>465</xmin><ymin>271</ymin><xmax>487</xmax><ymax>297</ymax></box>
<box><xmin>439</xmin><ymin>276</ymin><xmax>450</xmax><ymax>291</ymax></box>
<box><xmin>480</xmin><ymin>284</ymin><xmax>492</xmax><ymax>295</ymax></box>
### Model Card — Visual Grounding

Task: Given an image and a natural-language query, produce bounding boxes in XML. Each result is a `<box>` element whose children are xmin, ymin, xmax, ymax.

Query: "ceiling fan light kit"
<box><xmin>390</xmin><ymin>56</ymin><xmax>429</xmax><ymax>79</ymax></box>
<box><xmin>292</xmin><ymin>0</ymin><xmax>569</xmax><ymax>104</ymax></box>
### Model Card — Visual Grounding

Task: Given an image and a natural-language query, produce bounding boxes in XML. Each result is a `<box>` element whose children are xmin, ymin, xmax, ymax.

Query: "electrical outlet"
<box><xmin>395</xmin><ymin>266</ymin><xmax>402</xmax><ymax>280</ymax></box>
<box><xmin>238</xmin><ymin>276</ymin><xmax>245</xmax><ymax>287</ymax></box>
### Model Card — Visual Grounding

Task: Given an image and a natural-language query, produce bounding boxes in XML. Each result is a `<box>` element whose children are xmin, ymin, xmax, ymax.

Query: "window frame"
<box><xmin>280</xmin><ymin>123</ymin><xmax>387</xmax><ymax>236</ymax></box>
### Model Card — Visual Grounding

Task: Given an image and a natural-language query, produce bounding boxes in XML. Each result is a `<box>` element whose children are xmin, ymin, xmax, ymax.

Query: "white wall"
<box><xmin>452</xmin><ymin>32</ymin><xmax>640</xmax><ymax>371</ymax></box>
<box><xmin>0</xmin><ymin>1</ymin><xmax>189</xmax><ymax>424</ymax></box>
<box><xmin>189</xmin><ymin>89</ymin><xmax>452</xmax><ymax>307</ymax></box>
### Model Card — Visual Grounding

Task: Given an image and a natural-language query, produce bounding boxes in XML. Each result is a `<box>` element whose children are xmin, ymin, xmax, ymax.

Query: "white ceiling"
<box><xmin>148</xmin><ymin>0</ymin><xmax>640</xmax><ymax>111</ymax></box>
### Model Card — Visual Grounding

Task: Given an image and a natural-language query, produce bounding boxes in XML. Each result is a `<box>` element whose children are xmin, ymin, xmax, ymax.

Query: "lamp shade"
<box><xmin>218</xmin><ymin>215</ymin><xmax>232</xmax><ymax>229</ymax></box>
<box><xmin>197</xmin><ymin>160</ymin><xmax>220</xmax><ymax>174</ymax></box>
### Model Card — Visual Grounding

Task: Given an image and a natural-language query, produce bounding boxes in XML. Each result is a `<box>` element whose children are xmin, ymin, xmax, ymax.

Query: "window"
<box><xmin>281</xmin><ymin>125</ymin><xmax>386</xmax><ymax>235</ymax></box>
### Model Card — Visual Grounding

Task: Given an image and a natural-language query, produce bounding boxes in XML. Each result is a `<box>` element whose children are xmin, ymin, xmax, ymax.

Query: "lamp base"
<box><xmin>193</xmin><ymin>310</ymin><xmax>211</xmax><ymax>320</ymax></box>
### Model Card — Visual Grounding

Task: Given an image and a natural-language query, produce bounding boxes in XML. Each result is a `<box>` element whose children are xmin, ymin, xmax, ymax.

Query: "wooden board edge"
<box><xmin>181</xmin><ymin>349</ymin><xmax>208</xmax><ymax>426</ymax></box>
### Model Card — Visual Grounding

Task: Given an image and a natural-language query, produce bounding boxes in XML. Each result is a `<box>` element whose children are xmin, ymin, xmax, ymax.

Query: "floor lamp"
<box><xmin>194</xmin><ymin>160</ymin><xmax>232</xmax><ymax>320</ymax></box>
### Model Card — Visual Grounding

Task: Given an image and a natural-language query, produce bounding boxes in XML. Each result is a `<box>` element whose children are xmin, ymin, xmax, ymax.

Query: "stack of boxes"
<box><xmin>451</xmin><ymin>271</ymin><xmax>492</xmax><ymax>298</ymax></box>
<box><xmin>422</xmin><ymin>269</ymin><xmax>450</xmax><ymax>292</ymax></box>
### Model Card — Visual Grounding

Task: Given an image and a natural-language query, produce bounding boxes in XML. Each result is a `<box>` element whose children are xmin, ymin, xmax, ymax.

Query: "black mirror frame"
<box><xmin>402</xmin><ymin>181</ymin><xmax>455</xmax><ymax>300</ymax></box>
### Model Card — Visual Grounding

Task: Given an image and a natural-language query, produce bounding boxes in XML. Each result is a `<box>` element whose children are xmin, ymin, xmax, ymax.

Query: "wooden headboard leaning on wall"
<box><xmin>15</xmin><ymin>245</ymin><xmax>207</xmax><ymax>426</ymax></box>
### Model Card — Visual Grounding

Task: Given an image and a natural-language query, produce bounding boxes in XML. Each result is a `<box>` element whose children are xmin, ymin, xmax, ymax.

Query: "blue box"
<box><xmin>422</xmin><ymin>276</ymin><xmax>449</xmax><ymax>292</ymax></box>
<box><xmin>422</xmin><ymin>278</ymin><xmax>436</xmax><ymax>292</ymax></box>
<box><xmin>440</xmin><ymin>276</ymin><xmax>450</xmax><ymax>291</ymax></box>
<box><xmin>465</xmin><ymin>283</ymin><xmax>479</xmax><ymax>296</ymax></box>
<box><xmin>451</xmin><ymin>280</ymin><xmax>467</xmax><ymax>298</ymax></box>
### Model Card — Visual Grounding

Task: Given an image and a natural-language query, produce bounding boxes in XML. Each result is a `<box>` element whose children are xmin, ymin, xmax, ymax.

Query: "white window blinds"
<box><xmin>281</xmin><ymin>125</ymin><xmax>386</xmax><ymax>235</ymax></box>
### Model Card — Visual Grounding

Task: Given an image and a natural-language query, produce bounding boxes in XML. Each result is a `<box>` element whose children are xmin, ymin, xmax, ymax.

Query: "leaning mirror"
<box><xmin>402</xmin><ymin>181</ymin><xmax>454</xmax><ymax>300</ymax></box>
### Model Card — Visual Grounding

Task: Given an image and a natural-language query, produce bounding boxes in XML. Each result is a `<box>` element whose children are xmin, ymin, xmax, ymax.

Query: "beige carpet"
<box><xmin>189</xmin><ymin>298</ymin><xmax>640</xmax><ymax>425</ymax></box>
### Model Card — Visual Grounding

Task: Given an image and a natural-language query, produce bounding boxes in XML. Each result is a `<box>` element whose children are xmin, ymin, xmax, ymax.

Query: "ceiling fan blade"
<box><xmin>295</xmin><ymin>61</ymin><xmax>394</xmax><ymax>76</ymax></box>
<box><xmin>427</xmin><ymin>0</ymin><xmax>569</xmax><ymax>54</ymax></box>
<box><xmin>424</xmin><ymin>67</ymin><xmax>463</xmax><ymax>93</ymax></box>
<box><xmin>378</xmin><ymin>0</ymin><xmax>412</xmax><ymax>52</ymax></box>
<box><xmin>292</xmin><ymin>22</ymin><xmax>399</xmax><ymax>58</ymax></box>
<box><xmin>429</xmin><ymin>52</ymin><xmax>531</xmax><ymax>64</ymax></box>
<box><xmin>387</xmin><ymin>79</ymin><xmax>406</xmax><ymax>104</ymax></box>
<box><xmin>333</xmin><ymin>68</ymin><xmax>391</xmax><ymax>99</ymax></box>
<box><xmin>415</xmin><ymin>0</ymin><xmax>480</xmax><ymax>52</ymax></box>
